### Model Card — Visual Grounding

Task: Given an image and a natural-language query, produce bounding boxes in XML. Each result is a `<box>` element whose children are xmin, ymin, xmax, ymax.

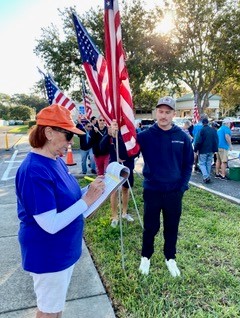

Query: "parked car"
<box><xmin>231</xmin><ymin>120</ymin><xmax>240</xmax><ymax>143</ymax></box>
<box><xmin>214</xmin><ymin>119</ymin><xmax>240</xmax><ymax>143</ymax></box>
<box><xmin>15</xmin><ymin>120</ymin><xmax>24</xmax><ymax>125</ymax></box>
<box><xmin>135</xmin><ymin>118</ymin><xmax>155</xmax><ymax>131</ymax></box>
<box><xmin>173</xmin><ymin>117</ymin><xmax>192</xmax><ymax>128</ymax></box>
<box><xmin>172</xmin><ymin>117</ymin><xmax>186</xmax><ymax>128</ymax></box>
<box><xmin>8</xmin><ymin>120</ymin><xmax>16</xmax><ymax>125</ymax></box>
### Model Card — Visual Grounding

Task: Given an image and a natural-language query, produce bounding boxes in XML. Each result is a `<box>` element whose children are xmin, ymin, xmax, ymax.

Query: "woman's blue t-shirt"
<box><xmin>15</xmin><ymin>152</ymin><xmax>84</xmax><ymax>274</ymax></box>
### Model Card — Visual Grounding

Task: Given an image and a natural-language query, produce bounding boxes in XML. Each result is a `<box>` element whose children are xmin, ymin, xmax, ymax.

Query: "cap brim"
<box><xmin>68</xmin><ymin>127</ymin><xmax>85</xmax><ymax>135</ymax></box>
<box><xmin>156</xmin><ymin>103</ymin><xmax>175</xmax><ymax>110</ymax></box>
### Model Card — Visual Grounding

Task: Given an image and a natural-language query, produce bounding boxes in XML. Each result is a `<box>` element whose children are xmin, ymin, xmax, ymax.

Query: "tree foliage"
<box><xmin>33</xmin><ymin>0</ymin><xmax>240</xmax><ymax>115</ymax></box>
<box><xmin>11</xmin><ymin>94</ymin><xmax>47</xmax><ymax>113</ymax></box>
<box><xmin>151</xmin><ymin>0</ymin><xmax>240</xmax><ymax>114</ymax></box>
<box><xmin>34</xmin><ymin>0</ymin><xmax>163</xmax><ymax>109</ymax></box>
<box><xmin>215</xmin><ymin>77</ymin><xmax>240</xmax><ymax>117</ymax></box>
<box><xmin>9</xmin><ymin>105</ymin><xmax>32</xmax><ymax>121</ymax></box>
<box><xmin>0</xmin><ymin>93</ymin><xmax>47</xmax><ymax>120</ymax></box>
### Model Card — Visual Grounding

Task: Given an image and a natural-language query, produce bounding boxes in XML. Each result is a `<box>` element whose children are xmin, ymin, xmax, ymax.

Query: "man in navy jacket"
<box><xmin>137</xmin><ymin>96</ymin><xmax>194</xmax><ymax>277</ymax></box>
<box><xmin>194</xmin><ymin>118</ymin><xmax>218</xmax><ymax>183</ymax></box>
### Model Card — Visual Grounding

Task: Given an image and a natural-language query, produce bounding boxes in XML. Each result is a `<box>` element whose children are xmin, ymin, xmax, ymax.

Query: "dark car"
<box><xmin>231</xmin><ymin>120</ymin><xmax>240</xmax><ymax>143</ymax></box>
<box><xmin>214</xmin><ymin>119</ymin><xmax>240</xmax><ymax>143</ymax></box>
<box><xmin>140</xmin><ymin>119</ymin><xmax>155</xmax><ymax>130</ymax></box>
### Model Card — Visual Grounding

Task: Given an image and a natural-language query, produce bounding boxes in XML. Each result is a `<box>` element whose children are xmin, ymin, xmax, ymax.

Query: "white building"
<box><xmin>175</xmin><ymin>93</ymin><xmax>221</xmax><ymax>119</ymax></box>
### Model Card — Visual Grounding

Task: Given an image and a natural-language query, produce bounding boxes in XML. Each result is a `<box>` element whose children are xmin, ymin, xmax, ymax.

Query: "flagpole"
<box><xmin>37</xmin><ymin>67</ymin><xmax>48</xmax><ymax>101</ymax></box>
<box><xmin>113</xmin><ymin>124</ymin><xmax>125</xmax><ymax>270</ymax></box>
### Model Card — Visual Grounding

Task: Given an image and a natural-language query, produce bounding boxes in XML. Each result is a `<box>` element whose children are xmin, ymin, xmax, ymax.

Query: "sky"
<box><xmin>0</xmin><ymin>0</ymin><xmax>159</xmax><ymax>96</ymax></box>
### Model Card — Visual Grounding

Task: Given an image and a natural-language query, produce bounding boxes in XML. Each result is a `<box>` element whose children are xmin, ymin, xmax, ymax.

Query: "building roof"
<box><xmin>176</xmin><ymin>93</ymin><xmax>221</xmax><ymax>102</ymax></box>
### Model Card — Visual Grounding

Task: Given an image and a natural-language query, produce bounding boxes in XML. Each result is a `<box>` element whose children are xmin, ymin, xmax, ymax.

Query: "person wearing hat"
<box><xmin>137</xmin><ymin>96</ymin><xmax>194</xmax><ymax>277</ymax></box>
<box><xmin>194</xmin><ymin>118</ymin><xmax>219</xmax><ymax>183</ymax></box>
<box><xmin>215</xmin><ymin>118</ymin><xmax>232</xmax><ymax>180</ymax></box>
<box><xmin>15</xmin><ymin>104</ymin><xmax>105</xmax><ymax>318</ymax></box>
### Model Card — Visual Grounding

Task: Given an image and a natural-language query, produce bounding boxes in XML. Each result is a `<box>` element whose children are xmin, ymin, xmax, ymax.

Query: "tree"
<box><xmin>215</xmin><ymin>77</ymin><xmax>240</xmax><ymax>117</ymax></box>
<box><xmin>0</xmin><ymin>93</ymin><xmax>12</xmax><ymax>107</ymax></box>
<box><xmin>11</xmin><ymin>94</ymin><xmax>47</xmax><ymax>113</ymax></box>
<box><xmin>9</xmin><ymin>105</ymin><xmax>32</xmax><ymax>121</ymax></box>
<box><xmin>150</xmin><ymin>0</ymin><xmax>240</xmax><ymax>114</ymax></box>
<box><xmin>34</xmin><ymin>0</ymin><xmax>240</xmax><ymax>116</ymax></box>
<box><xmin>0</xmin><ymin>105</ymin><xmax>10</xmax><ymax>120</ymax></box>
<box><xmin>34</xmin><ymin>1</ymin><xmax>163</xmax><ymax>110</ymax></box>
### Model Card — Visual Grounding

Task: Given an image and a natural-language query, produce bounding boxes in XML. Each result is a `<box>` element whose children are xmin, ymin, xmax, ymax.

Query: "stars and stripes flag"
<box><xmin>81</xmin><ymin>78</ymin><xmax>93</xmax><ymax>119</ymax></box>
<box><xmin>72</xmin><ymin>6</ymin><xmax>139</xmax><ymax>156</ymax></box>
<box><xmin>38</xmin><ymin>69</ymin><xmax>76</xmax><ymax>111</ymax></box>
<box><xmin>193</xmin><ymin>91</ymin><xmax>200</xmax><ymax>124</ymax></box>
<box><xmin>72</xmin><ymin>12</ymin><xmax>113</xmax><ymax>125</ymax></box>
<box><xmin>104</xmin><ymin>0</ymin><xmax>139</xmax><ymax>156</ymax></box>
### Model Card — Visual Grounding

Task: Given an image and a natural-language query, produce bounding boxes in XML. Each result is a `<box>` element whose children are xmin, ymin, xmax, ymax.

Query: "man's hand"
<box><xmin>110</xmin><ymin>119</ymin><xmax>118</xmax><ymax>137</ymax></box>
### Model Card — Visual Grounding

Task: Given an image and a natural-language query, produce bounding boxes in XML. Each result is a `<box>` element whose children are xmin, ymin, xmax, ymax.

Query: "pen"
<box><xmin>84</xmin><ymin>176</ymin><xmax>95</xmax><ymax>182</ymax></box>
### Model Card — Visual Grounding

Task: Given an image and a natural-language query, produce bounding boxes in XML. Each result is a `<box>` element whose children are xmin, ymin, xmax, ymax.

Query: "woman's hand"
<box><xmin>82</xmin><ymin>176</ymin><xmax>105</xmax><ymax>206</ymax></box>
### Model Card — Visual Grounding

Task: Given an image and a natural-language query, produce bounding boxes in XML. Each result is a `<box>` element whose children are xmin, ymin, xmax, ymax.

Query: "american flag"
<box><xmin>72</xmin><ymin>12</ymin><xmax>113</xmax><ymax>125</ymax></box>
<box><xmin>193</xmin><ymin>91</ymin><xmax>200</xmax><ymax>124</ymax></box>
<box><xmin>104</xmin><ymin>0</ymin><xmax>139</xmax><ymax>156</ymax></box>
<box><xmin>82</xmin><ymin>78</ymin><xmax>93</xmax><ymax>119</ymax></box>
<box><xmin>43</xmin><ymin>73</ymin><xmax>76</xmax><ymax>111</ymax></box>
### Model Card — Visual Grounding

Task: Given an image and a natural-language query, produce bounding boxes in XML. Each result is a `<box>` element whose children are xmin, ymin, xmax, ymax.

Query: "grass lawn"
<box><xmin>80</xmin><ymin>176</ymin><xmax>240</xmax><ymax>318</ymax></box>
<box><xmin>7</xmin><ymin>125</ymin><xmax>29</xmax><ymax>134</ymax></box>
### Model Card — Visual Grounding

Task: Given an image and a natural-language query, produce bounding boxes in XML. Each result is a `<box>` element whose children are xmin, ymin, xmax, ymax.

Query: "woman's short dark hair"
<box><xmin>29</xmin><ymin>125</ymin><xmax>48</xmax><ymax>148</ymax></box>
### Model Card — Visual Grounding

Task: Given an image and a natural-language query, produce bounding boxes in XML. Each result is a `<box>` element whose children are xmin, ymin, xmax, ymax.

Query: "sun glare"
<box><xmin>154</xmin><ymin>13</ymin><xmax>174</xmax><ymax>34</ymax></box>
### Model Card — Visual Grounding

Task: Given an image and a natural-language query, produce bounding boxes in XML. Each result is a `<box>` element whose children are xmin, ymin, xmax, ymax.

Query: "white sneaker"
<box><xmin>111</xmin><ymin>219</ymin><xmax>119</xmax><ymax>228</ymax></box>
<box><xmin>165</xmin><ymin>259</ymin><xmax>181</xmax><ymax>277</ymax></box>
<box><xmin>122</xmin><ymin>213</ymin><xmax>134</xmax><ymax>222</ymax></box>
<box><xmin>139</xmin><ymin>257</ymin><xmax>150</xmax><ymax>275</ymax></box>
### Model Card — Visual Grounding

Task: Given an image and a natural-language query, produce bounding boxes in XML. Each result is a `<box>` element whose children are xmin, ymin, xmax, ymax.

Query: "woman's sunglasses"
<box><xmin>51</xmin><ymin>127</ymin><xmax>74</xmax><ymax>141</ymax></box>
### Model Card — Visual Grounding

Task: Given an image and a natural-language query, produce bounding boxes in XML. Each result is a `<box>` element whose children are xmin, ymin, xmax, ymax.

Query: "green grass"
<box><xmin>80</xmin><ymin>176</ymin><xmax>240</xmax><ymax>318</ymax></box>
<box><xmin>72</xmin><ymin>135</ymin><xmax>80</xmax><ymax>149</ymax></box>
<box><xmin>7</xmin><ymin>125</ymin><xmax>29</xmax><ymax>134</ymax></box>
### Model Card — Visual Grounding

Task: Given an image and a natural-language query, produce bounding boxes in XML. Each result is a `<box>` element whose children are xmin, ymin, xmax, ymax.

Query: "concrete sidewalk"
<box><xmin>0</xmin><ymin>138</ymin><xmax>116</xmax><ymax>318</ymax></box>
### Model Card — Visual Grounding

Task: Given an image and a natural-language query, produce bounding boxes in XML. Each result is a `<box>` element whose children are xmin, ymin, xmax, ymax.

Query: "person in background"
<box><xmin>137</xmin><ymin>96</ymin><xmax>194</xmax><ymax>277</ymax></box>
<box><xmin>215</xmin><ymin>118</ymin><xmax>232</xmax><ymax>180</ymax></box>
<box><xmin>194</xmin><ymin>118</ymin><xmax>219</xmax><ymax>183</ymax></box>
<box><xmin>15</xmin><ymin>104</ymin><xmax>105</xmax><ymax>318</ymax></box>
<box><xmin>136</xmin><ymin>121</ymin><xmax>142</xmax><ymax>133</ymax></box>
<box><xmin>188</xmin><ymin>119</ymin><xmax>194</xmax><ymax>137</ymax></box>
<box><xmin>76</xmin><ymin>121</ymin><xmax>96</xmax><ymax>175</ymax></box>
<box><xmin>90</xmin><ymin>115</ymin><xmax>110</xmax><ymax>175</ymax></box>
<box><xmin>181</xmin><ymin>119</ymin><xmax>193</xmax><ymax>141</ymax></box>
<box><xmin>90</xmin><ymin>116</ymin><xmax>98</xmax><ymax>128</ymax></box>
<box><xmin>75</xmin><ymin>115</ymin><xmax>85</xmax><ymax>130</ymax></box>
<box><xmin>192</xmin><ymin>114</ymin><xmax>208</xmax><ymax>172</ymax></box>
<box><xmin>100</xmin><ymin>124</ymin><xmax>135</xmax><ymax>227</ymax></box>
<box><xmin>211</xmin><ymin>121</ymin><xmax>220</xmax><ymax>166</ymax></box>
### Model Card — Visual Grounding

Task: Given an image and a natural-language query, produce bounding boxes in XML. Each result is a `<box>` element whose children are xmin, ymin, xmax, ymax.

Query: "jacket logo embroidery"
<box><xmin>172</xmin><ymin>140</ymin><xmax>184</xmax><ymax>144</ymax></box>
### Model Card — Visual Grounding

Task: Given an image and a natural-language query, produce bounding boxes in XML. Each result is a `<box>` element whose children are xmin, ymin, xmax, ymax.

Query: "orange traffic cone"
<box><xmin>66</xmin><ymin>144</ymin><xmax>77</xmax><ymax>166</ymax></box>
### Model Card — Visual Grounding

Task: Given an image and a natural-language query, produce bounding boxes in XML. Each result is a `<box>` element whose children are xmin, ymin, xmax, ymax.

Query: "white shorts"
<box><xmin>30</xmin><ymin>265</ymin><xmax>74</xmax><ymax>313</ymax></box>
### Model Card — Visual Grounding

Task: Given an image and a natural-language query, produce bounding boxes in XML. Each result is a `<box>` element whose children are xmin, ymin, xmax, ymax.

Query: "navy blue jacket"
<box><xmin>76</xmin><ymin>124</ymin><xmax>92</xmax><ymax>151</ymax></box>
<box><xmin>100</xmin><ymin>132</ymin><xmax>135</xmax><ymax>166</ymax></box>
<box><xmin>194</xmin><ymin>125</ymin><xmax>219</xmax><ymax>154</ymax></box>
<box><xmin>137</xmin><ymin>123</ymin><xmax>194</xmax><ymax>192</ymax></box>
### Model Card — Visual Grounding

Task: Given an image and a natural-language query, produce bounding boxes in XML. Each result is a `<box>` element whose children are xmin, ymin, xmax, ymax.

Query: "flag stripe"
<box><xmin>193</xmin><ymin>92</ymin><xmax>200</xmax><ymax>124</ymax></box>
<box><xmin>72</xmin><ymin>12</ymin><xmax>113</xmax><ymax>124</ymax></box>
<box><xmin>104</xmin><ymin>0</ymin><xmax>139</xmax><ymax>156</ymax></box>
<box><xmin>81</xmin><ymin>77</ymin><xmax>93</xmax><ymax>119</ymax></box>
<box><xmin>43</xmin><ymin>74</ymin><xmax>76</xmax><ymax>111</ymax></box>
